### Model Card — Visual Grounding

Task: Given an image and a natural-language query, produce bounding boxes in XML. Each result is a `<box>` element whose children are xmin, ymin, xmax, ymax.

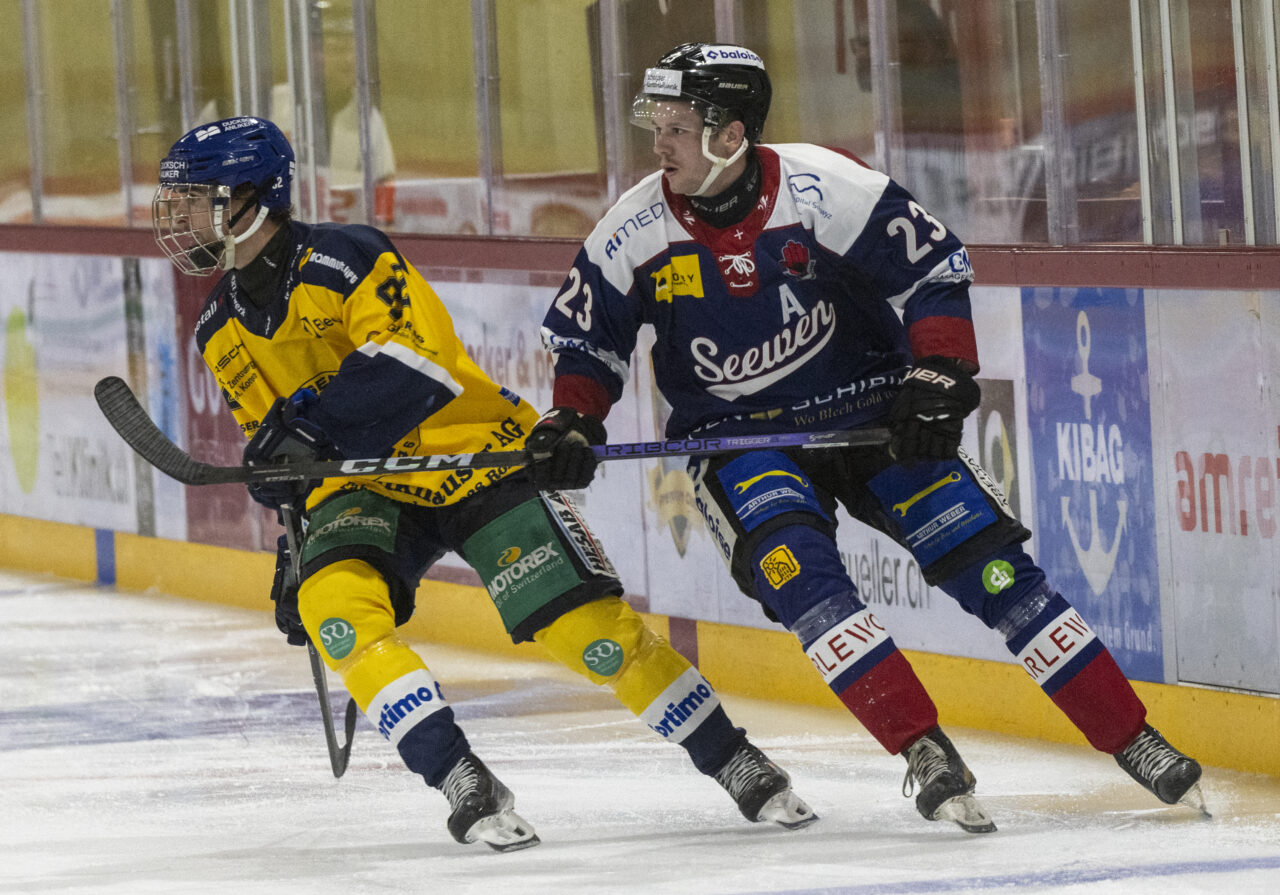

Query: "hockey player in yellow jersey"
<box><xmin>152</xmin><ymin>116</ymin><xmax>816</xmax><ymax>851</ymax></box>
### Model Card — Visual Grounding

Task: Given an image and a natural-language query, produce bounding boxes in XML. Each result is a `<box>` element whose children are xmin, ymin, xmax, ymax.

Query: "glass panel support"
<box><xmin>111</xmin><ymin>0</ymin><xmax>136</xmax><ymax>226</ymax></box>
<box><xmin>1129</xmin><ymin>0</ymin><xmax>1155</xmax><ymax>243</ymax></box>
<box><xmin>175</xmin><ymin>0</ymin><xmax>197</xmax><ymax>131</ymax></box>
<box><xmin>353</xmin><ymin>0</ymin><xmax>376</xmax><ymax>226</ymax></box>
<box><xmin>20</xmin><ymin>0</ymin><xmax>44</xmax><ymax>224</ymax></box>
<box><xmin>1157</xmin><ymin>0</ymin><xmax>1185</xmax><ymax>243</ymax></box>
<box><xmin>598</xmin><ymin>0</ymin><xmax>626</xmax><ymax>205</ymax></box>
<box><xmin>1034</xmin><ymin>0</ymin><xmax>1079</xmax><ymax>245</ymax></box>
<box><xmin>714</xmin><ymin>0</ymin><xmax>743</xmax><ymax>43</ymax></box>
<box><xmin>1263</xmin><ymin>0</ymin><xmax>1280</xmax><ymax>239</ymax></box>
<box><xmin>1230</xmin><ymin>0</ymin><xmax>1256</xmax><ymax>244</ymax></box>
<box><xmin>866</xmin><ymin>0</ymin><xmax>903</xmax><ymax>178</ymax></box>
<box><xmin>285</xmin><ymin>0</ymin><xmax>327</xmax><ymax>223</ymax></box>
<box><xmin>471</xmin><ymin>0</ymin><xmax>500</xmax><ymax>235</ymax></box>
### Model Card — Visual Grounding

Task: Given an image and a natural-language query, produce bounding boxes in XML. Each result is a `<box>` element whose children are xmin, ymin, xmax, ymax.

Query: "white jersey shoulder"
<box><xmin>581</xmin><ymin>171</ymin><xmax>672</xmax><ymax>294</ymax></box>
<box><xmin>767</xmin><ymin>143</ymin><xmax>891</xmax><ymax>256</ymax></box>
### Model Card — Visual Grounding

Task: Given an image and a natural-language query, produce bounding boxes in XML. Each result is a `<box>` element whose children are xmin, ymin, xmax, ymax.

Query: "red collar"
<box><xmin>662</xmin><ymin>147</ymin><xmax>781</xmax><ymax>296</ymax></box>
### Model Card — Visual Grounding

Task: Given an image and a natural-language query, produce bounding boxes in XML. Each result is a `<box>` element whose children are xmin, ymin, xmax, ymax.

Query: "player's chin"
<box><xmin>662</xmin><ymin>170</ymin><xmax>691</xmax><ymax>193</ymax></box>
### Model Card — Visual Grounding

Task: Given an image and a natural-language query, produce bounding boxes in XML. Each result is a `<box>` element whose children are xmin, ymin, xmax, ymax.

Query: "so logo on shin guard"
<box><xmin>582</xmin><ymin>638</ymin><xmax>625</xmax><ymax>676</ymax></box>
<box><xmin>318</xmin><ymin>617</ymin><xmax>357</xmax><ymax>659</ymax></box>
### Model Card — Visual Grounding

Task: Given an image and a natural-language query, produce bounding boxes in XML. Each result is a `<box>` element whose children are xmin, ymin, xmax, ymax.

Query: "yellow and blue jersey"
<box><xmin>195</xmin><ymin>220</ymin><xmax>538</xmax><ymax>508</ymax></box>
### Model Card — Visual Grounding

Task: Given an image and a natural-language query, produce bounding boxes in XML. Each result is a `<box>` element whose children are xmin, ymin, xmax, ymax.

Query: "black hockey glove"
<box><xmin>888</xmin><ymin>356</ymin><xmax>981</xmax><ymax>463</ymax></box>
<box><xmin>523</xmin><ymin>407</ymin><xmax>607</xmax><ymax>491</ymax></box>
<box><xmin>243</xmin><ymin>390</ymin><xmax>339</xmax><ymax>510</ymax></box>
<box><xmin>270</xmin><ymin>534</ymin><xmax>308</xmax><ymax>647</ymax></box>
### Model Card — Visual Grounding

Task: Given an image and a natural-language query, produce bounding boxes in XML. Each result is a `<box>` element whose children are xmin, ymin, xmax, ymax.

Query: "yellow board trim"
<box><xmin>115</xmin><ymin>532</ymin><xmax>275</xmax><ymax>612</ymax></box>
<box><xmin>0</xmin><ymin>515</ymin><xmax>96</xmax><ymax>582</ymax></box>
<box><xmin>5</xmin><ymin>517</ymin><xmax>1275</xmax><ymax>778</ymax></box>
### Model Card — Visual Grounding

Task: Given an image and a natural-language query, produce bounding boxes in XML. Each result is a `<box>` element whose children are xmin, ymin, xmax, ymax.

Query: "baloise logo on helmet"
<box><xmin>702</xmin><ymin>46</ymin><xmax>764</xmax><ymax>67</ymax></box>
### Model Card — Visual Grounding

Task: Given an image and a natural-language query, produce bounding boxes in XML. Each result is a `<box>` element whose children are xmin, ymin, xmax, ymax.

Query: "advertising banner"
<box><xmin>138</xmin><ymin>258</ymin><xmax>187</xmax><ymax>541</ymax></box>
<box><xmin>1023</xmin><ymin>287</ymin><xmax>1162</xmax><ymax>683</ymax></box>
<box><xmin>1151</xmin><ymin>288</ymin><xmax>1280</xmax><ymax>693</ymax></box>
<box><xmin>0</xmin><ymin>253</ymin><xmax>137</xmax><ymax>530</ymax></box>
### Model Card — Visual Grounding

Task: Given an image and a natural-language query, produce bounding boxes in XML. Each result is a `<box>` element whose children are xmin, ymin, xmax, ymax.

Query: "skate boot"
<box><xmin>437</xmin><ymin>752</ymin><xmax>540</xmax><ymax>852</ymax></box>
<box><xmin>902</xmin><ymin>726</ymin><xmax>996</xmax><ymax>834</ymax></box>
<box><xmin>1115</xmin><ymin>724</ymin><xmax>1209</xmax><ymax>816</ymax></box>
<box><xmin>713</xmin><ymin>741</ymin><xmax>818</xmax><ymax>830</ymax></box>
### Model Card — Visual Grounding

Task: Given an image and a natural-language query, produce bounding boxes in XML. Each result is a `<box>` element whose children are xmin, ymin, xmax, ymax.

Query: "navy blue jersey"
<box><xmin>540</xmin><ymin>144</ymin><xmax>978</xmax><ymax>437</ymax></box>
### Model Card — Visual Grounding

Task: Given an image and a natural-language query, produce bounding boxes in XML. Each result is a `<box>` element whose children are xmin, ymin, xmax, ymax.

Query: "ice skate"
<box><xmin>437</xmin><ymin>752</ymin><xmax>540</xmax><ymax>852</ymax></box>
<box><xmin>902</xmin><ymin>727</ymin><xmax>996</xmax><ymax>834</ymax></box>
<box><xmin>713</xmin><ymin>741</ymin><xmax>819</xmax><ymax>830</ymax></box>
<box><xmin>1115</xmin><ymin>724</ymin><xmax>1209</xmax><ymax>816</ymax></box>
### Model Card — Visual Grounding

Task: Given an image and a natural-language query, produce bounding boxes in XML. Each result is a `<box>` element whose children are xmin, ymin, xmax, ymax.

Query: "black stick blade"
<box><xmin>94</xmin><ymin>376</ymin><xmax>233</xmax><ymax>485</ymax></box>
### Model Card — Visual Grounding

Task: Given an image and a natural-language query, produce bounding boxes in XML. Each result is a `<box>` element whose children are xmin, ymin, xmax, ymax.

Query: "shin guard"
<box><xmin>534</xmin><ymin>597</ymin><xmax>743</xmax><ymax>774</ymax></box>
<box><xmin>300</xmin><ymin>559</ymin><xmax>469</xmax><ymax>785</ymax></box>
<box><xmin>999</xmin><ymin>583</ymin><xmax>1146</xmax><ymax>753</ymax></box>
<box><xmin>746</xmin><ymin>524</ymin><xmax>937</xmax><ymax>755</ymax></box>
<box><xmin>791</xmin><ymin>593</ymin><xmax>938</xmax><ymax>754</ymax></box>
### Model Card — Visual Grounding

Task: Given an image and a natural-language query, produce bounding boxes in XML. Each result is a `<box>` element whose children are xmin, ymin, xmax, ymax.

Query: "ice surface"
<box><xmin>3</xmin><ymin>569</ymin><xmax>1278</xmax><ymax>894</ymax></box>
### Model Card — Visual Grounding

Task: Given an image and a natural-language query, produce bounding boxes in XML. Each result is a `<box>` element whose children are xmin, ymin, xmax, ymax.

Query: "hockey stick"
<box><xmin>280</xmin><ymin>501</ymin><xmax>359</xmax><ymax>779</ymax></box>
<box><xmin>94</xmin><ymin>375</ymin><xmax>891</xmax><ymax>487</ymax></box>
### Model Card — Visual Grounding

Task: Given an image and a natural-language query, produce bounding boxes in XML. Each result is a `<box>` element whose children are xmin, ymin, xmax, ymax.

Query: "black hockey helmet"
<box><xmin>631</xmin><ymin>42</ymin><xmax>772</xmax><ymax>142</ymax></box>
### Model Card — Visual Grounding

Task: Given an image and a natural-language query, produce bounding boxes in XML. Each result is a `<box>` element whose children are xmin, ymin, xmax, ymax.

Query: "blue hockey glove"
<box><xmin>243</xmin><ymin>390</ymin><xmax>339</xmax><ymax>510</ymax></box>
<box><xmin>269</xmin><ymin>534</ymin><xmax>307</xmax><ymax>647</ymax></box>
<box><xmin>888</xmin><ymin>356</ymin><xmax>981</xmax><ymax>463</ymax></box>
<box><xmin>523</xmin><ymin>407</ymin><xmax>606</xmax><ymax>491</ymax></box>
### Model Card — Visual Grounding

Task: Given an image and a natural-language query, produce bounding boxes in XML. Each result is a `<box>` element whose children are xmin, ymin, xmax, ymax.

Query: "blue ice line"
<box><xmin>738</xmin><ymin>854</ymin><xmax>1280</xmax><ymax>895</ymax></box>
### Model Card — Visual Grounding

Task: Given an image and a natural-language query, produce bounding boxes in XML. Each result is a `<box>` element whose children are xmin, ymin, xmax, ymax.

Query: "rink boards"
<box><xmin>0</xmin><ymin>249</ymin><xmax>1277</xmax><ymax>776</ymax></box>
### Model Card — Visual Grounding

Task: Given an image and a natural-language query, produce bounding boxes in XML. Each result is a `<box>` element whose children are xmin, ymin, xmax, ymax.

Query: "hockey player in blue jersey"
<box><xmin>529</xmin><ymin>42</ymin><xmax>1206</xmax><ymax>832</ymax></box>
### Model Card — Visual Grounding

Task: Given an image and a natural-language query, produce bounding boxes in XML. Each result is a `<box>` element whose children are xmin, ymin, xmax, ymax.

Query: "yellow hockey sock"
<box><xmin>298</xmin><ymin>558</ymin><xmax>432</xmax><ymax>712</ymax></box>
<box><xmin>534</xmin><ymin>597</ymin><xmax>692</xmax><ymax>715</ymax></box>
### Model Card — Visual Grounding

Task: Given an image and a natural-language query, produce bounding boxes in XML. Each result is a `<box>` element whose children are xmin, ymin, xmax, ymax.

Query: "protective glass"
<box><xmin>152</xmin><ymin>183</ymin><xmax>231</xmax><ymax>276</ymax></box>
<box><xmin>630</xmin><ymin>95</ymin><xmax>723</xmax><ymax>134</ymax></box>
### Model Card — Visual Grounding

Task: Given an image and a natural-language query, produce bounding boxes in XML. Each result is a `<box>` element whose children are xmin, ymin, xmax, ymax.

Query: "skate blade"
<box><xmin>756</xmin><ymin>789</ymin><xmax>820</xmax><ymax>830</ymax></box>
<box><xmin>934</xmin><ymin>793</ymin><xmax>997</xmax><ymax>834</ymax></box>
<box><xmin>468</xmin><ymin>810</ymin><xmax>541</xmax><ymax>852</ymax></box>
<box><xmin>1177</xmin><ymin>783</ymin><xmax>1212</xmax><ymax>819</ymax></box>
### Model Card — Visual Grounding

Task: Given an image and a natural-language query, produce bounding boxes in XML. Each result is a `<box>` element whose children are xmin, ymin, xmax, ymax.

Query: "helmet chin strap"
<box><xmin>216</xmin><ymin>204</ymin><xmax>270</xmax><ymax>271</ymax></box>
<box><xmin>690</xmin><ymin>127</ymin><xmax>749</xmax><ymax>197</ymax></box>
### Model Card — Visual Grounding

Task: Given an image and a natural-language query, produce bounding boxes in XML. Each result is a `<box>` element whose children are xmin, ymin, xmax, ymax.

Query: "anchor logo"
<box><xmin>1061</xmin><ymin>492</ymin><xmax>1128</xmax><ymax>595</ymax></box>
<box><xmin>1071</xmin><ymin>311</ymin><xmax>1102</xmax><ymax>420</ymax></box>
<box><xmin>1061</xmin><ymin>310</ymin><xmax>1126</xmax><ymax>594</ymax></box>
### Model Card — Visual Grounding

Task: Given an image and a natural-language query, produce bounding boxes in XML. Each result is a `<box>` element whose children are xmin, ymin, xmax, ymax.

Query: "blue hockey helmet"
<box><xmin>154</xmin><ymin>117</ymin><xmax>295</xmax><ymax>275</ymax></box>
<box><xmin>158</xmin><ymin>116</ymin><xmax>295</xmax><ymax>210</ymax></box>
